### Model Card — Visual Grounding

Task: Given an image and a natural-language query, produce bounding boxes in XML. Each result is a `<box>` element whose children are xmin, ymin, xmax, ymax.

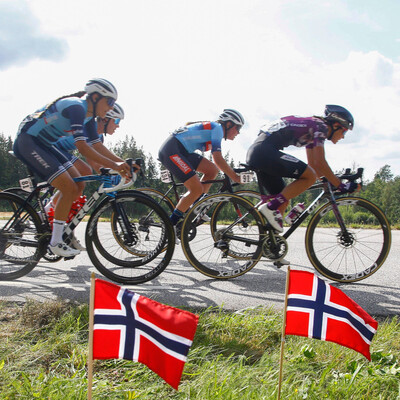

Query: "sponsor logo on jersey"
<box><xmin>205</xmin><ymin>141</ymin><xmax>212</xmax><ymax>152</ymax></box>
<box><xmin>202</xmin><ymin>122</ymin><xmax>212</xmax><ymax>130</ymax></box>
<box><xmin>170</xmin><ymin>154</ymin><xmax>191</xmax><ymax>174</ymax></box>
<box><xmin>280</xmin><ymin>154</ymin><xmax>299</xmax><ymax>163</ymax></box>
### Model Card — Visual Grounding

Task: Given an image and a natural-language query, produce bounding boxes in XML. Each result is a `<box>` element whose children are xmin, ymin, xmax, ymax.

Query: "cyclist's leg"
<box><xmin>196</xmin><ymin>157</ymin><xmax>219</xmax><ymax>193</ymax></box>
<box><xmin>158</xmin><ymin>136</ymin><xmax>201</xmax><ymax>224</ymax></box>
<box><xmin>47</xmin><ymin>153</ymin><xmax>90</xmax><ymax>211</ymax></box>
<box><xmin>13</xmin><ymin>134</ymin><xmax>81</xmax><ymax>256</ymax></box>
<box><xmin>280</xmin><ymin>166</ymin><xmax>316</xmax><ymax>212</ymax></box>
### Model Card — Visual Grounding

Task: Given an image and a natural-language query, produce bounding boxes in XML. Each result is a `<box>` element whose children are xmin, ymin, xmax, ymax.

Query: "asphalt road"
<box><xmin>1</xmin><ymin>224</ymin><xmax>399</xmax><ymax>316</ymax></box>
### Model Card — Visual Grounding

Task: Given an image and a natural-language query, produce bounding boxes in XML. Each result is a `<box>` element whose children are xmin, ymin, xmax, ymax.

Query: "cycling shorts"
<box><xmin>158</xmin><ymin>136</ymin><xmax>203</xmax><ymax>183</ymax></box>
<box><xmin>246</xmin><ymin>140</ymin><xmax>308</xmax><ymax>195</ymax></box>
<box><xmin>13</xmin><ymin>132</ymin><xmax>73</xmax><ymax>184</ymax></box>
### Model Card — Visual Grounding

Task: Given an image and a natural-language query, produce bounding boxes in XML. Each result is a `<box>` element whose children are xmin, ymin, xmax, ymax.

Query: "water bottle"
<box><xmin>47</xmin><ymin>207</ymin><xmax>55</xmax><ymax>228</ymax></box>
<box><xmin>67</xmin><ymin>200</ymin><xmax>80</xmax><ymax>223</ymax></box>
<box><xmin>284</xmin><ymin>203</ymin><xmax>305</xmax><ymax>225</ymax></box>
<box><xmin>78</xmin><ymin>195</ymin><xmax>87</xmax><ymax>210</ymax></box>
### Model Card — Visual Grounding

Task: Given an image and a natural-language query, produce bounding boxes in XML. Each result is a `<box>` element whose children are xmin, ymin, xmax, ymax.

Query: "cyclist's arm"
<box><xmin>212</xmin><ymin>151</ymin><xmax>241</xmax><ymax>183</ymax></box>
<box><xmin>75</xmin><ymin>141</ymin><xmax>131</xmax><ymax>176</ymax></box>
<box><xmin>92</xmin><ymin>141</ymin><xmax>124</xmax><ymax>163</ymax></box>
<box><xmin>306</xmin><ymin>146</ymin><xmax>341</xmax><ymax>187</ymax></box>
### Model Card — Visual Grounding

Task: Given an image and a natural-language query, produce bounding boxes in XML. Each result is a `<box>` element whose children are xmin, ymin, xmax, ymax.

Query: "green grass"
<box><xmin>0</xmin><ymin>300</ymin><xmax>399</xmax><ymax>399</ymax></box>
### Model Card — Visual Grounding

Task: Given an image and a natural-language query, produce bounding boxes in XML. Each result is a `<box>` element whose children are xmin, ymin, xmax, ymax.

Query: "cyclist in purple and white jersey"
<box><xmin>158</xmin><ymin>109</ymin><xmax>244</xmax><ymax>226</ymax></box>
<box><xmin>13</xmin><ymin>78</ymin><xmax>131</xmax><ymax>257</ymax></box>
<box><xmin>246</xmin><ymin>105</ymin><xmax>357</xmax><ymax>233</ymax></box>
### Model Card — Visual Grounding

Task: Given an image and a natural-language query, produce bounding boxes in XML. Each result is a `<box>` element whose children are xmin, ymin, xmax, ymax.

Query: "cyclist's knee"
<box><xmin>302</xmin><ymin>166</ymin><xmax>317</xmax><ymax>184</ymax></box>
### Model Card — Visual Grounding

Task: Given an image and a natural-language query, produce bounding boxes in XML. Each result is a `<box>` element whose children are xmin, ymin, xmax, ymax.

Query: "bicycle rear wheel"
<box><xmin>85</xmin><ymin>191</ymin><xmax>175</xmax><ymax>284</ymax></box>
<box><xmin>305</xmin><ymin>196</ymin><xmax>391</xmax><ymax>282</ymax></box>
<box><xmin>135</xmin><ymin>188</ymin><xmax>175</xmax><ymax>214</ymax></box>
<box><xmin>181</xmin><ymin>193</ymin><xmax>265</xmax><ymax>279</ymax></box>
<box><xmin>0</xmin><ymin>192</ymin><xmax>44</xmax><ymax>280</ymax></box>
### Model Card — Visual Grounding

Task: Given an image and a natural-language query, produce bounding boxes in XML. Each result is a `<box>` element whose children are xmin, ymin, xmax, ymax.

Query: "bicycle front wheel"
<box><xmin>135</xmin><ymin>188</ymin><xmax>175</xmax><ymax>214</ymax></box>
<box><xmin>0</xmin><ymin>192</ymin><xmax>44</xmax><ymax>280</ymax></box>
<box><xmin>305</xmin><ymin>196</ymin><xmax>391</xmax><ymax>282</ymax></box>
<box><xmin>181</xmin><ymin>193</ymin><xmax>265</xmax><ymax>279</ymax></box>
<box><xmin>86</xmin><ymin>191</ymin><xmax>175</xmax><ymax>284</ymax></box>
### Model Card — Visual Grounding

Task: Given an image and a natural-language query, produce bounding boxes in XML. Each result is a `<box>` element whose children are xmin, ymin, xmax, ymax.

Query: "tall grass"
<box><xmin>0</xmin><ymin>300</ymin><xmax>399</xmax><ymax>399</ymax></box>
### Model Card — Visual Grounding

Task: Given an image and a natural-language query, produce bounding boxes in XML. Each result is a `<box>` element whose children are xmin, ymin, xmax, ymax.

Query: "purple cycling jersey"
<box><xmin>258</xmin><ymin>116</ymin><xmax>329</xmax><ymax>150</ymax></box>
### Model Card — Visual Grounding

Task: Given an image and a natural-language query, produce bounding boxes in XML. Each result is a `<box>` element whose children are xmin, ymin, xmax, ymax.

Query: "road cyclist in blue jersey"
<box><xmin>44</xmin><ymin>103</ymin><xmax>127</xmax><ymax>226</ymax></box>
<box><xmin>13</xmin><ymin>78</ymin><xmax>132</xmax><ymax>257</ymax></box>
<box><xmin>246</xmin><ymin>105</ymin><xmax>358</xmax><ymax>233</ymax></box>
<box><xmin>158</xmin><ymin>109</ymin><xmax>244</xmax><ymax>228</ymax></box>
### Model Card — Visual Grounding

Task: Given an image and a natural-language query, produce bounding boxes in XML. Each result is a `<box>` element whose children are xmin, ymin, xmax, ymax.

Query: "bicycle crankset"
<box><xmin>262</xmin><ymin>235</ymin><xmax>288</xmax><ymax>261</ymax></box>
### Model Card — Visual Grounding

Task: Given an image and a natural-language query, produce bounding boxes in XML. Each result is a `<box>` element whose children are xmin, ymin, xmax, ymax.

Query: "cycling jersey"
<box><xmin>17</xmin><ymin>97</ymin><xmax>96</xmax><ymax>148</ymax></box>
<box><xmin>257</xmin><ymin>116</ymin><xmax>329</xmax><ymax>150</ymax></box>
<box><xmin>172</xmin><ymin>122</ymin><xmax>223</xmax><ymax>153</ymax></box>
<box><xmin>54</xmin><ymin>119</ymin><xmax>103</xmax><ymax>153</ymax></box>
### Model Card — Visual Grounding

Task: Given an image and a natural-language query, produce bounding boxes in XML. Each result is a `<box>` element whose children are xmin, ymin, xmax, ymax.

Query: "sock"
<box><xmin>44</xmin><ymin>199</ymin><xmax>55</xmax><ymax>213</ymax></box>
<box><xmin>50</xmin><ymin>220</ymin><xmax>65</xmax><ymax>246</ymax></box>
<box><xmin>170</xmin><ymin>209</ymin><xmax>184</xmax><ymax>226</ymax></box>
<box><xmin>260</xmin><ymin>194</ymin><xmax>273</xmax><ymax>204</ymax></box>
<box><xmin>267</xmin><ymin>193</ymin><xmax>287</xmax><ymax>211</ymax></box>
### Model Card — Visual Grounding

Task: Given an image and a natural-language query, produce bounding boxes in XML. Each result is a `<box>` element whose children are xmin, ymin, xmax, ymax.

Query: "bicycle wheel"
<box><xmin>181</xmin><ymin>193</ymin><xmax>265</xmax><ymax>279</ymax></box>
<box><xmin>135</xmin><ymin>188</ymin><xmax>175</xmax><ymax>214</ymax></box>
<box><xmin>305</xmin><ymin>196</ymin><xmax>391</xmax><ymax>283</ymax></box>
<box><xmin>234</xmin><ymin>190</ymin><xmax>261</xmax><ymax>206</ymax></box>
<box><xmin>85</xmin><ymin>190</ymin><xmax>175</xmax><ymax>284</ymax></box>
<box><xmin>0</xmin><ymin>192</ymin><xmax>45</xmax><ymax>280</ymax></box>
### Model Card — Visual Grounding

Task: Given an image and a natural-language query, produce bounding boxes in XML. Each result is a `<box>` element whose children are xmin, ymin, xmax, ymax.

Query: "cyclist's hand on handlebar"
<box><xmin>115</xmin><ymin>161</ymin><xmax>132</xmax><ymax>178</ymax></box>
<box><xmin>336</xmin><ymin>181</ymin><xmax>361</xmax><ymax>194</ymax></box>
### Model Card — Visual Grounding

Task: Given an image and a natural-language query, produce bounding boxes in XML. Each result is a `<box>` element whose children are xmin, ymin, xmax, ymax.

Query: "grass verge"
<box><xmin>0</xmin><ymin>300</ymin><xmax>399</xmax><ymax>399</ymax></box>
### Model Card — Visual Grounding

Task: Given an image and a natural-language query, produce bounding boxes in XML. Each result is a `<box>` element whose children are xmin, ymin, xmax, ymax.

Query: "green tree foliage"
<box><xmin>2</xmin><ymin>131</ymin><xmax>400</xmax><ymax>226</ymax></box>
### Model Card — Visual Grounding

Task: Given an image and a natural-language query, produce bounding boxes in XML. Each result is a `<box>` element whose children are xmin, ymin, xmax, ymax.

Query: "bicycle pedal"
<box><xmin>63</xmin><ymin>256</ymin><xmax>76</xmax><ymax>261</ymax></box>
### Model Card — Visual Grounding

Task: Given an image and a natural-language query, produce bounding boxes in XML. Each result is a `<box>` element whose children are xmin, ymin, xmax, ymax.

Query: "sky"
<box><xmin>1</xmin><ymin>0</ymin><xmax>400</xmax><ymax>181</ymax></box>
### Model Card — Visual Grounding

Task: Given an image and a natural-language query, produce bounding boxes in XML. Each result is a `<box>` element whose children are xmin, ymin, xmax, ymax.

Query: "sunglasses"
<box><xmin>106</xmin><ymin>97</ymin><xmax>116</xmax><ymax>107</ymax></box>
<box><xmin>114</xmin><ymin>118</ymin><xmax>121</xmax><ymax>125</ymax></box>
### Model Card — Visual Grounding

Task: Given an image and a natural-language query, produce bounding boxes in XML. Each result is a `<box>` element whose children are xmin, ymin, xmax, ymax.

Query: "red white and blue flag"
<box><xmin>285</xmin><ymin>270</ymin><xmax>378</xmax><ymax>360</ymax></box>
<box><xmin>92</xmin><ymin>279</ymin><xmax>199</xmax><ymax>389</ymax></box>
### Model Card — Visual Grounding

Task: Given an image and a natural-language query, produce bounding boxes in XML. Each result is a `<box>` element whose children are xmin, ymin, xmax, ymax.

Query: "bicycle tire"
<box><xmin>181</xmin><ymin>193</ymin><xmax>265</xmax><ymax>279</ymax></box>
<box><xmin>305</xmin><ymin>196</ymin><xmax>391</xmax><ymax>283</ymax></box>
<box><xmin>135</xmin><ymin>187</ymin><xmax>175</xmax><ymax>214</ymax></box>
<box><xmin>233</xmin><ymin>189</ymin><xmax>261</xmax><ymax>205</ymax></box>
<box><xmin>0</xmin><ymin>192</ymin><xmax>45</xmax><ymax>280</ymax></box>
<box><xmin>85</xmin><ymin>190</ymin><xmax>175</xmax><ymax>284</ymax></box>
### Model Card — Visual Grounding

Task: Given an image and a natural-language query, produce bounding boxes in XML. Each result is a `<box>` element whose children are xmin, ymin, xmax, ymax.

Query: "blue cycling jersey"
<box><xmin>172</xmin><ymin>122</ymin><xmax>223</xmax><ymax>153</ymax></box>
<box><xmin>54</xmin><ymin>119</ymin><xmax>103</xmax><ymax>153</ymax></box>
<box><xmin>17</xmin><ymin>97</ymin><xmax>99</xmax><ymax>147</ymax></box>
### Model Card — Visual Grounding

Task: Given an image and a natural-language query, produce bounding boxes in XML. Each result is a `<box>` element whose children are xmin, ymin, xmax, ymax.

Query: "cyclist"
<box><xmin>158</xmin><ymin>109</ymin><xmax>244</xmax><ymax>226</ymax></box>
<box><xmin>13</xmin><ymin>78</ymin><xmax>131</xmax><ymax>257</ymax></box>
<box><xmin>42</xmin><ymin>103</ymin><xmax>127</xmax><ymax>236</ymax></box>
<box><xmin>246</xmin><ymin>104</ymin><xmax>358</xmax><ymax>233</ymax></box>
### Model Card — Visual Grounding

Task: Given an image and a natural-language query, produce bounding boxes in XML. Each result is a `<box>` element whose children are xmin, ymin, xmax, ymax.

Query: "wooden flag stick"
<box><xmin>87</xmin><ymin>272</ymin><xmax>96</xmax><ymax>400</ymax></box>
<box><xmin>277</xmin><ymin>266</ymin><xmax>291</xmax><ymax>400</ymax></box>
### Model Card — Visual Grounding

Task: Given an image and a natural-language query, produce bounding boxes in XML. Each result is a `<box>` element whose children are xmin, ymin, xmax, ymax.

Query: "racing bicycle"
<box><xmin>0</xmin><ymin>160</ymin><xmax>175</xmax><ymax>284</ymax></box>
<box><xmin>179</xmin><ymin>167</ymin><xmax>391</xmax><ymax>283</ymax></box>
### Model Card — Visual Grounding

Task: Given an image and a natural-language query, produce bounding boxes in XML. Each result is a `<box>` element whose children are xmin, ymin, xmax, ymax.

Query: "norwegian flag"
<box><xmin>92</xmin><ymin>279</ymin><xmax>199</xmax><ymax>389</ymax></box>
<box><xmin>285</xmin><ymin>270</ymin><xmax>378</xmax><ymax>360</ymax></box>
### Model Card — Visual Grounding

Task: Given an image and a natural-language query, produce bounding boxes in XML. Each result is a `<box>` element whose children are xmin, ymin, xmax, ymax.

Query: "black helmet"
<box><xmin>324</xmin><ymin>105</ymin><xmax>354</xmax><ymax>130</ymax></box>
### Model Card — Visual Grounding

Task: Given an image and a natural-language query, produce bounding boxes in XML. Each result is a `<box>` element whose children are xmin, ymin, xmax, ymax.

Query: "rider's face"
<box><xmin>225</xmin><ymin>124</ymin><xmax>240</xmax><ymax>141</ymax></box>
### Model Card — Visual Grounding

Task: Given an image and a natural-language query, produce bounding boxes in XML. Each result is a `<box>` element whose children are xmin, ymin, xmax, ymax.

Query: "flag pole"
<box><xmin>277</xmin><ymin>266</ymin><xmax>290</xmax><ymax>400</ymax></box>
<box><xmin>87</xmin><ymin>272</ymin><xmax>96</xmax><ymax>400</ymax></box>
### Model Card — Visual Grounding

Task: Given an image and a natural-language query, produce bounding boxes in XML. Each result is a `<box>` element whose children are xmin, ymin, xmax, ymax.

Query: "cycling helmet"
<box><xmin>218</xmin><ymin>108</ymin><xmax>245</xmax><ymax>128</ymax></box>
<box><xmin>106</xmin><ymin>103</ymin><xmax>124</xmax><ymax>120</ymax></box>
<box><xmin>85</xmin><ymin>78</ymin><xmax>118</xmax><ymax>100</ymax></box>
<box><xmin>324</xmin><ymin>104</ymin><xmax>354</xmax><ymax>130</ymax></box>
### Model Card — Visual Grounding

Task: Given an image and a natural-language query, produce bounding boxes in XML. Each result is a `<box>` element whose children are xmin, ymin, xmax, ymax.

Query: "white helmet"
<box><xmin>106</xmin><ymin>103</ymin><xmax>124</xmax><ymax>120</ymax></box>
<box><xmin>218</xmin><ymin>108</ymin><xmax>245</xmax><ymax>128</ymax></box>
<box><xmin>85</xmin><ymin>78</ymin><xmax>118</xmax><ymax>100</ymax></box>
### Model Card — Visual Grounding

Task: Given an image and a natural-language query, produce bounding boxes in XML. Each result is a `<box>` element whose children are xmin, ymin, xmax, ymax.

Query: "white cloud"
<box><xmin>0</xmin><ymin>0</ymin><xmax>68</xmax><ymax>70</ymax></box>
<box><xmin>0</xmin><ymin>0</ymin><xmax>399</xmax><ymax>182</ymax></box>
